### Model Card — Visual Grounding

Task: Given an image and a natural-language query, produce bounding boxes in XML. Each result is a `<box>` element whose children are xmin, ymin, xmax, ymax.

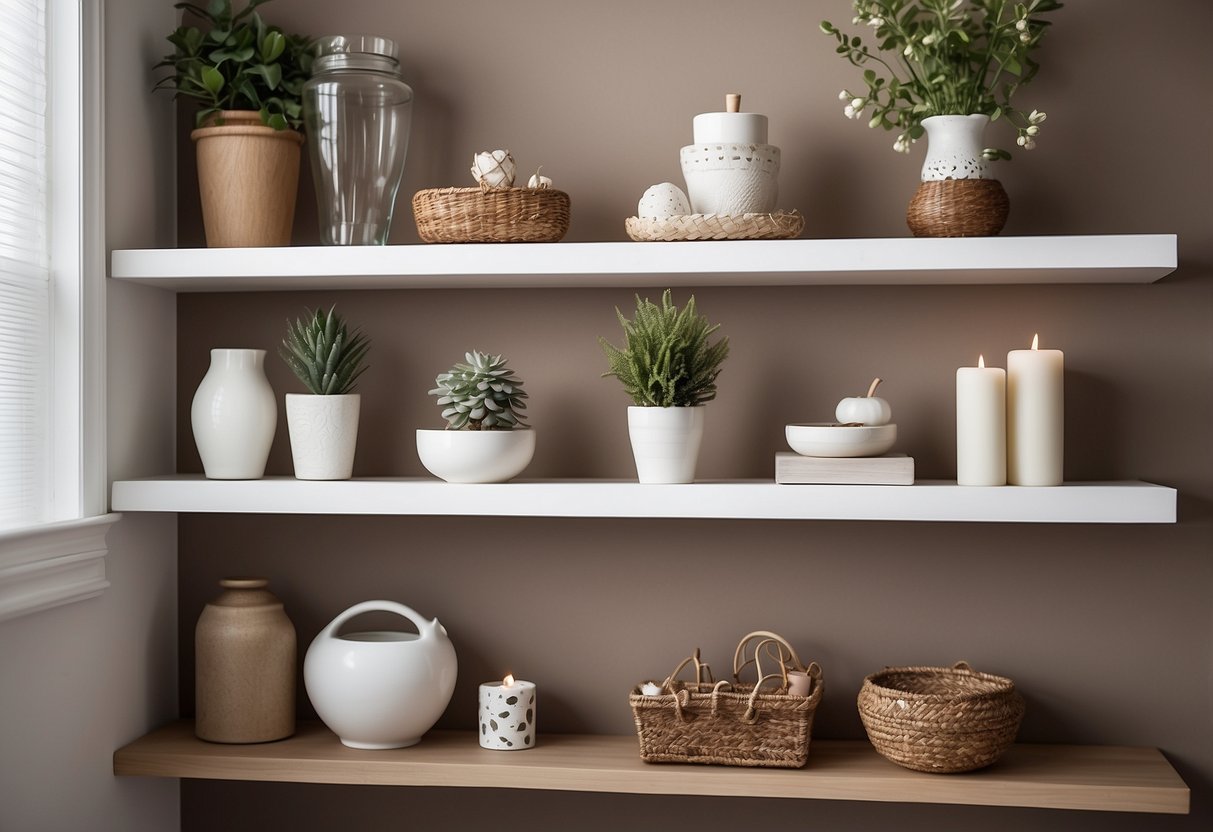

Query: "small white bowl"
<box><xmin>416</xmin><ymin>429</ymin><xmax>536</xmax><ymax>483</ymax></box>
<box><xmin>785</xmin><ymin>423</ymin><xmax>897</xmax><ymax>458</ymax></box>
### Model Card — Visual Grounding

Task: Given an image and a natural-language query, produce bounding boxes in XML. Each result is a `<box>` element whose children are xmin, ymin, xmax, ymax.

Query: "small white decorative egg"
<box><xmin>471</xmin><ymin>150</ymin><xmax>516</xmax><ymax>189</ymax></box>
<box><xmin>637</xmin><ymin>182</ymin><xmax>690</xmax><ymax>219</ymax></box>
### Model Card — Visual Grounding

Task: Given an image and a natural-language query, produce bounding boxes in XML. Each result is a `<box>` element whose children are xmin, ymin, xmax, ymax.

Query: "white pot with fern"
<box><xmin>280</xmin><ymin>307</ymin><xmax>370</xmax><ymax>480</ymax></box>
<box><xmin>600</xmin><ymin>290</ymin><xmax>729</xmax><ymax>484</ymax></box>
<box><xmin>417</xmin><ymin>351</ymin><xmax>534</xmax><ymax>484</ymax></box>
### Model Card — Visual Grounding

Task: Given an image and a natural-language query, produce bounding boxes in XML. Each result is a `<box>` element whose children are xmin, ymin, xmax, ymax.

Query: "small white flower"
<box><xmin>852</xmin><ymin>97</ymin><xmax>865</xmax><ymax>110</ymax></box>
<box><xmin>839</xmin><ymin>90</ymin><xmax>850</xmax><ymax>101</ymax></box>
<box><xmin>844</xmin><ymin>105</ymin><xmax>857</xmax><ymax>119</ymax></box>
<box><xmin>922</xmin><ymin>32</ymin><xmax>938</xmax><ymax>45</ymax></box>
<box><xmin>853</xmin><ymin>15</ymin><xmax>862</xmax><ymax>24</ymax></box>
<box><xmin>868</xmin><ymin>17</ymin><xmax>884</xmax><ymax>27</ymax></box>
<box><xmin>1026</xmin><ymin>125</ymin><xmax>1039</xmax><ymax>136</ymax></box>
<box><xmin>1022</xmin><ymin>138</ymin><xmax>1037</xmax><ymax>150</ymax></box>
<box><xmin>904</xmin><ymin>44</ymin><xmax>914</xmax><ymax>56</ymax></box>
<box><xmin>1029</xmin><ymin>109</ymin><xmax>1047</xmax><ymax>124</ymax></box>
<box><xmin>1017</xmin><ymin>135</ymin><xmax>1027</xmax><ymax>146</ymax></box>
<box><xmin>1019</xmin><ymin>31</ymin><xmax>1031</xmax><ymax>43</ymax></box>
<box><xmin>893</xmin><ymin>137</ymin><xmax>908</xmax><ymax>153</ymax></box>
<box><xmin>1015</xmin><ymin>18</ymin><xmax>1028</xmax><ymax>31</ymax></box>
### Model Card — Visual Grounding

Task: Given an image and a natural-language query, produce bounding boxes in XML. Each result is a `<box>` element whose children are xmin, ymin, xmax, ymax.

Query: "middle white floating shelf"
<box><xmin>110</xmin><ymin>477</ymin><xmax>1176</xmax><ymax>524</ymax></box>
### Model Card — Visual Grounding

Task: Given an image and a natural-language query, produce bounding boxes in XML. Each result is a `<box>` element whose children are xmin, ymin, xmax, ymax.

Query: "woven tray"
<box><xmin>857</xmin><ymin>661</ymin><xmax>1024</xmax><ymax>774</ymax></box>
<box><xmin>412</xmin><ymin>186</ymin><xmax>571</xmax><ymax>243</ymax></box>
<box><xmin>630</xmin><ymin>631</ymin><xmax>824</xmax><ymax>768</ymax></box>
<box><xmin>625</xmin><ymin>210</ymin><xmax>804</xmax><ymax>242</ymax></box>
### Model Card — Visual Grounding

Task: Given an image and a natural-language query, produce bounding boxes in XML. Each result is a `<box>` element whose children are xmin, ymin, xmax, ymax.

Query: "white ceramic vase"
<box><xmin>919</xmin><ymin>114</ymin><xmax>991</xmax><ymax>181</ymax></box>
<box><xmin>679</xmin><ymin>143</ymin><xmax>780</xmax><ymax>215</ymax></box>
<box><xmin>627</xmin><ymin>406</ymin><xmax>705</xmax><ymax>484</ymax></box>
<box><xmin>285</xmin><ymin>394</ymin><xmax>360</xmax><ymax>480</ymax></box>
<box><xmin>304</xmin><ymin>600</ymin><xmax>457</xmax><ymax>750</ymax></box>
<box><xmin>191</xmin><ymin>349</ymin><xmax>277</xmax><ymax>479</ymax></box>
<box><xmin>415</xmin><ymin>429</ymin><xmax>536</xmax><ymax>484</ymax></box>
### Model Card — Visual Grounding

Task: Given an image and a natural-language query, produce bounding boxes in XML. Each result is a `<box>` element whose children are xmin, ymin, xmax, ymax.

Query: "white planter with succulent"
<box><xmin>417</xmin><ymin>351</ymin><xmax>534</xmax><ymax>483</ymax></box>
<box><xmin>280</xmin><ymin>307</ymin><xmax>370</xmax><ymax>480</ymax></box>
<box><xmin>600</xmin><ymin>290</ymin><xmax>729</xmax><ymax>484</ymax></box>
<box><xmin>822</xmin><ymin>0</ymin><xmax>1060</xmax><ymax>236</ymax></box>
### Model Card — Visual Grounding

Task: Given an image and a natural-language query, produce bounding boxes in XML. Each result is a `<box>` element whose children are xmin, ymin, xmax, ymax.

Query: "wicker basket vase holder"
<box><xmin>857</xmin><ymin>661</ymin><xmax>1025</xmax><ymax>774</ymax></box>
<box><xmin>906</xmin><ymin>179</ymin><xmax>1009</xmax><ymax>237</ymax></box>
<box><xmin>630</xmin><ymin>631</ymin><xmax>823</xmax><ymax>768</ymax></box>
<box><xmin>412</xmin><ymin>185</ymin><xmax>571</xmax><ymax>243</ymax></box>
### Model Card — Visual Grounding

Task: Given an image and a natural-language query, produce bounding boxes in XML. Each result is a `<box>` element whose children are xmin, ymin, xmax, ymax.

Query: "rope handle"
<box><xmin>733</xmin><ymin>631</ymin><xmax>806</xmax><ymax>692</ymax></box>
<box><xmin>953</xmin><ymin>660</ymin><xmax>973</xmax><ymax>672</ymax></box>
<box><xmin>662</xmin><ymin>647</ymin><xmax>714</xmax><ymax>693</ymax></box>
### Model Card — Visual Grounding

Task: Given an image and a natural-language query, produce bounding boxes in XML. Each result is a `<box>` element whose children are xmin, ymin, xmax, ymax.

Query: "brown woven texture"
<box><xmin>857</xmin><ymin>662</ymin><xmax>1025</xmax><ymax>774</ymax></box>
<box><xmin>412</xmin><ymin>187</ymin><xmax>570</xmax><ymax>243</ymax></box>
<box><xmin>625</xmin><ymin>210</ymin><xmax>804</xmax><ymax>242</ymax></box>
<box><xmin>630</xmin><ymin>633</ymin><xmax>824</xmax><ymax>768</ymax></box>
<box><xmin>906</xmin><ymin>179</ymin><xmax>1009</xmax><ymax>237</ymax></box>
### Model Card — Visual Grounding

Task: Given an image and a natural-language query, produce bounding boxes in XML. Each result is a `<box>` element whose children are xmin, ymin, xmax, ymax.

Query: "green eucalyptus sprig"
<box><xmin>154</xmin><ymin>0</ymin><xmax>312</xmax><ymax>130</ymax></box>
<box><xmin>821</xmin><ymin>0</ymin><xmax>1061</xmax><ymax>159</ymax></box>
<box><xmin>599</xmin><ymin>290</ymin><xmax>729</xmax><ymax>408</ymax></box>
<box><xmin>280</xmin><ymin>307</ymin><xmax>370</xmax><ymax>395</ymax></box>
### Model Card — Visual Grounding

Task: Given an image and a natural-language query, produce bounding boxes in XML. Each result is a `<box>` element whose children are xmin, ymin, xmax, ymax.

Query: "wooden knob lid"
<box><xmin>726</xmin><ymin>93</ymin><xmax>741</xmax><ymax>113</ymax></box>
<box><xmin>220</xmin><ymin>577</ymin><xmax>268</xmax><ymax>589</ymax></box>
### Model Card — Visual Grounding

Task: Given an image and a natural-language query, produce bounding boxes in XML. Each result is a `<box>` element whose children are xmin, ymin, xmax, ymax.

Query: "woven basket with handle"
<box><xmin>857</xmin><ymin>661</ymin><xmax>1024</xmax><ymax>773</ymax></box>
<box><xmin>412</xmin><ymin>185</ymin><xmax>570</xmax><ymax>243</ymax></box>
<box><xmin>630</xmin><ymin>631</ymin><xmax>824</xmax><ymax>768</ymax></box>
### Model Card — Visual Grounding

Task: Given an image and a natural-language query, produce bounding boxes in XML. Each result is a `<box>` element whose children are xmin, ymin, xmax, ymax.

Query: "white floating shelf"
<box><xmin>110</xmin><ymin>477</ymin><xmax>1176</xmax><ymax>524</ymax></box>
<box><xmin>109</xmin><ymin>235</ymin><xmax>1176</xmax><ymax>291</ymax></box>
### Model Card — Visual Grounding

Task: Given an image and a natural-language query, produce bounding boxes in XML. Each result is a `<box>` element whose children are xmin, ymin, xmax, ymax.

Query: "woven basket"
<box><xmin>625</xmin><ymin>210</ymin><xmax>804</xmax><ymax>242</ymax></box>
<box><xmin>630</xmin><ymin>631</ymin><xmax>824</xmax><ymax>768</ymax></box>
<box><xmin>906</xmin><ymin>179</ymin><xmax>1009</xmax><ymax>237</ymax></box>
<box><xmin>857</xmin><ymin>662</ymin><xmax>1024</xmax><ymax>774</ymax></box>
<box><xmin>412</xmin><ymin>186</ymin><xmax>570</xmax><ymax>243</ymax></box>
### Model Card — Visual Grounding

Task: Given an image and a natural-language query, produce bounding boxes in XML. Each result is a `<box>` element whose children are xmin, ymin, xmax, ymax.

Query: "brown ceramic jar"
<box><xmin>195</xmin><ymin>577</ymin><xmax>296</xmax><ymax>743</ymax></box>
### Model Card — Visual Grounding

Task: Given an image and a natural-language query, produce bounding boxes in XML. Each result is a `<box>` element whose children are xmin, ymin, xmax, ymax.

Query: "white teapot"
<box><xmin>304</xmin><ymin>600</ymin><xmax>457</xmax><ymax>749</ymax></box>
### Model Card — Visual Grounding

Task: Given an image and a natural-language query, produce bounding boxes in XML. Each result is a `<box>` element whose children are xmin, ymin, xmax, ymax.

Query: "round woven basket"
<box><xmin>625</xmin><ymin>210</ymin><xmax>804</xmax><ymax>242</ymax></box>
<box><xmin>412</xmin><ymin>187</ymin><xmax>570</xmax><ymax>243</ymax></box>
<box><xmin>906</xmin><ymin>179</ymin><xmax>1009</xmax><ymax>237</ymax></box>
<box><xmin>857</xmin><ymin>662</ymin><xmax>1024</xmax><ymax>774</ymax></box>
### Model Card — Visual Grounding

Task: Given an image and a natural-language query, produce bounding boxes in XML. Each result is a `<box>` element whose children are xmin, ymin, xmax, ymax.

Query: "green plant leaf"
<box><xmin>200</xmin><ymin>65</ymin><xmax>224</xmax><ymax>95</ymax></box>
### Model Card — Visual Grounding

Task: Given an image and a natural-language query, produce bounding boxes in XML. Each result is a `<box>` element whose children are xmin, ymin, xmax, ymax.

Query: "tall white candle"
<box><xmin>479</xmin><ymin>674</ymin><xmax>536</xmax><ymax>750</ymax></box>
<box><xmin>956</xmin><ymin>355</ymin><xmax>1006</xmax><ymax>486</ymax></box>
<box><xmin>1007</xmin><ymin>334</ymin><xmax>1064</xmax><ymax>486</ymax></box>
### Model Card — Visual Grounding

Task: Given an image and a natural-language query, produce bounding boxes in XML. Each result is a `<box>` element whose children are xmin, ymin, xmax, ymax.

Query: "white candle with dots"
<box><xmin>479</xmin><ymin>674</ymin><xmax>536</xmax><ymax>750</ymax></box>
<box><xmin>1007</xmin><ymin>334</ymin><xmax>1064</xmax><ymax>486</ymax></box>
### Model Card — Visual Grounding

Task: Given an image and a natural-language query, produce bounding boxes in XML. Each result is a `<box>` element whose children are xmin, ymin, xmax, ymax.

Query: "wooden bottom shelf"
<box><xmin>114</xmin><ymin>722</ymin><xmax>1189</xmax><ymax>814</ymax></box>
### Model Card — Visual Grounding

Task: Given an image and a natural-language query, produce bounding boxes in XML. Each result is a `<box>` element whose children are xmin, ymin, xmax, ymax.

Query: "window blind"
<box><xmin>0</xmin><ymin>0</ymin><xmax>50</xmax><ymax>529</ymax></box>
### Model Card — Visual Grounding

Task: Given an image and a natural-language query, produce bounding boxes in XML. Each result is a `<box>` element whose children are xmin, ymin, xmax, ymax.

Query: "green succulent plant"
<box><xmin>154</xmin><ymin>0</ymin><xmax>312</xmax><ymax>130</ymax></box>
<box><xmin>430</xmin><ymin>352</ymin><xmax>529</xmax><ymax>430</ymax></box>
<box><xmin>280</xmin><ymin>307</ymin><xmax>370</xmax><ymax>395</ymax></box>
<box><xmin>599</xmin><ymin>290</ymin><xmax>729</xmax><ymax>408</ymax></box>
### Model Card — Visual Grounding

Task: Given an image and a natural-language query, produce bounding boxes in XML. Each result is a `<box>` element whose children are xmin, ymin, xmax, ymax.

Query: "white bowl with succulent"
<box><xmin>821</xmin><ymin>0</ymin><xmax>1060</xmax><ymax>236</ymax></box>
<box><xmin>417</xmin><ymin>351</ymin><xmax>534</xmax><ymax>484</ymax></box>
<box><xmin>280</xmin><ymin>307</ymin><xmax>370</xmax><ymax>480</ymax></box>
<box><xmin>599</xmin><ymin>290</ymin><xmax>729</xmax><ymax>484</ymax></box>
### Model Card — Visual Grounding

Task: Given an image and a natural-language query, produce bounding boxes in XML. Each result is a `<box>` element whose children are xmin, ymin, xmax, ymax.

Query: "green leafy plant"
<box><xmin>430</xmin><ymin>352</ymin><xmax>529</xmax><ymax>430</ymax></box>
<box><xmin>599</xmin><ymin>290</ymin><xmax>729</xmax><ymax>408</ymax></box>
<box><xmin>821</xmin><ymin>0</ymin><xmax>1062</xmax><ymax>159</ymax></box>
<box><xmin>154</xmin><ymin>0</ymin><xmax>312</xmax><ymax>130</ymax></box>
<box><xmin>280</xmin><ymin>307</ymin><xmax>370</xmax><ymax>395</ymax></box>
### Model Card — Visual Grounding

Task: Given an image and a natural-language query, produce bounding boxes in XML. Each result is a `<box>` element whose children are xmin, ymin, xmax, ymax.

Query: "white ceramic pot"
<box><xmin>286</xmin><ymin>393</ymin><xmax>360</xmax><ymax>480</ymax></box>
<box><xmin>415</xmin><ymin>429</ymin><xmax>536</xmax><ymax>483</ymax></box>
<box><xmin>627</xmin><ymin>406</ymin><xmax>705</xmax><ymax>484</ymax></box>
<box><xmin>190</xmin><ymin>348</ymin><xmax>277</xmax><ymax>479</ymax></box>
<box><xmin>304</xmin><ymin>600</ymin><xmax>457</xmax><ymax>750</ymax></box>
<box><xmin>920</xmin><ymin>114</ymin><xmax>991</xmax><ymax>181</ymax></box>
<box><xmin>679</xmin><ymin>143</ymin><xmax>780</xmax><ymax>215</ymax></box>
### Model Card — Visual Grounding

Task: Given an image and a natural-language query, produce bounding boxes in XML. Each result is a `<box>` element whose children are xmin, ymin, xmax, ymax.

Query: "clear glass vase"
<box><xmin>303</xmin><ymin>36</ymin><xmax>414</xmax><ymax>245</ymax></box>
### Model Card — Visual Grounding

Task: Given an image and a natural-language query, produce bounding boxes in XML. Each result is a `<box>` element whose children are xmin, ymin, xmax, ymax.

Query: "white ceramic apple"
<box><xmin>836</xmin><ymin>378</ymin><xmax>892</xmax><ymax>426</ymax></box>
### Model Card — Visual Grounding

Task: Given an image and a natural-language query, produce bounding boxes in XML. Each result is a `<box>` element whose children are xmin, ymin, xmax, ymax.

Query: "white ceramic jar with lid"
<box><xmin>680</xmin><ymin>93</ymin><xmax>780</xmax><ymax>215</ymax></box>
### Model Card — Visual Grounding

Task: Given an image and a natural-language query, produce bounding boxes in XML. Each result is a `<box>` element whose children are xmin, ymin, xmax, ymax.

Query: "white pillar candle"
<box><xmin>1007</xmin><ymin>334</ymin><xmax>1064</xmax><ymax>486</ymax></box>
<box><xmin>956</xmin><ymin>355</ymin><xmax>1006</xmax><ymax>486</ymax></box>
<box><xmin>479</xmin><ymin>674</ymin><xmax>536</xmax><ymax>750</ymax></box>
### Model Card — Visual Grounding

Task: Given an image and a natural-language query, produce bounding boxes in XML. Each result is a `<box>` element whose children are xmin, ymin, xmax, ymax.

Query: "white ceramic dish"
<box><xmin>416</xmin><ymin>428</ymin><xmax>536</xmax><ymax>483</ymax></box>
<box><xmin>785</xmin><ymin>423</ymin><xmax>897</xmax><ymax>458</ymax></box>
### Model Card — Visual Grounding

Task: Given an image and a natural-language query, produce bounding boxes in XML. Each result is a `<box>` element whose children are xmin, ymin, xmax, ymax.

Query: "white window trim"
<box><xmin>0</xmin><ymin>0</ymin><xmax>117</xmax><ymax>622</ymax></box>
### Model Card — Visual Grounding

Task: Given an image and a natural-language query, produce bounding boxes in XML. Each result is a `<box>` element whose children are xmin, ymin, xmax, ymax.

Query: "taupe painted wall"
<box><xmin>175</xmin><ymin>1</ymin><xmax>1211</xmax><ymax>829</ymax></box>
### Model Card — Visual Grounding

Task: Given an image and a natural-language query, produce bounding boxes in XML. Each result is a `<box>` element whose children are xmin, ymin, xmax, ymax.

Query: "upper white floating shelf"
<box><xmin>109</xmin><ymin>235</ymin><xmax>1177</xmax><ymax>291</ymax></box>
<box><xmin>110</xmin><ymin>477</ymin><xmax>1177</xmax><ymax>524</ymax></box>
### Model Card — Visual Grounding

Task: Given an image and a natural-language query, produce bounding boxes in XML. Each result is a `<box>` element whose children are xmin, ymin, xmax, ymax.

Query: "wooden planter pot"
<box><xmin>191</xmin><ymin>110</ymin><xmax>303</xmax><ymax>247</ymax></box>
